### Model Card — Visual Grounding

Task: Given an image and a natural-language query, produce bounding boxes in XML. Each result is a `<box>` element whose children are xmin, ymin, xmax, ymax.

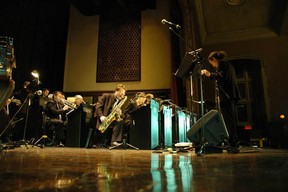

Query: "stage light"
<box><xmin>280</xmin><ymin>114</ymin><xmax>285</xmax><ymax>119</ymax></box>
<box><xmin>31</xmin><ymin>70</ymin><xmax>39</xmax><ymax>78</ymax></box>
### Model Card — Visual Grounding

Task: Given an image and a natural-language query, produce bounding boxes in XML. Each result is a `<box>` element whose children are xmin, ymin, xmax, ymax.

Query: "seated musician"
<box><xmin>144</xmin><ymin>93</ymin><xmax>154</xmax><ymax>105</ymax></box>
<box><xmin>45</xmin><ymin>91</ymin><xmax>69</xmax><ymax>146</ymax></box>
<box><xmin>74</xmin><ymin>95</ymin><xmax>85</xmax><ymax>107</ymax></box>
<box><xmin>94</xmin><ymin>84</ymin><xmax>126</xmax><ymax>147</ymax></box>
<box><xmin>123</xmin><ymin>92</ymin><xmax>147</xmax><ymax>130</ymax></box>
<box><xmin>74</xmin><ymin>94</ymin><xmax>87</xmax><ymax>132</ymax></box>
<box><xmin>39</xmin><ymin>88</ymin><xmax>50</xmax><ymax>110</ymax></box>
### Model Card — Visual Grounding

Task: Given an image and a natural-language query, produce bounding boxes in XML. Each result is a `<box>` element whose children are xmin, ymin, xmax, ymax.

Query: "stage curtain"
<box><xmin>0</xmin><ymin>0</ymin><xmax>70</xmax><ymax>91</ymax></box>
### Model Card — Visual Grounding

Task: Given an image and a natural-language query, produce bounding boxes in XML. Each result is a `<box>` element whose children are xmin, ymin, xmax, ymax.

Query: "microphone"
<box><xmin>188</xmin><ymin>48</ymin><xmax>203</xmax><ymax>56</ymax></box>
<box><xmin>161</xmin><ymin>19</ymin><xmax>181</xmax><ymax>29</ymax></box>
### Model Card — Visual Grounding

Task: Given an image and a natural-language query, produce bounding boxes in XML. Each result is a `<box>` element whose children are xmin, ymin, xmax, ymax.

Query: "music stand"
<box><xmin>165</xmin><ymin>24</ymin><xmax>207</xmax><ymax>155</ymax></box>
<box><xmin>175</xmin><ymin>51</ymin><xmax>207</xmax><ymax>155</ymax></box>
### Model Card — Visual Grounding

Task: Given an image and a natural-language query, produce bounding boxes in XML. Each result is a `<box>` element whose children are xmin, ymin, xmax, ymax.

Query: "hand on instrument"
<box><xmin>100</xmin><ymin>116</ymin><xmax>107</xmax><ymax>123</ymax></box>
<box><xmin>116</xmin><ymin>109</ymin><xmax>122</xmax><ymax>116</ymax></box>
<box><xmin>63</xmin><ymin>105</ymin><xmax>69</xmax><ymax>111</ymax></box>
<box><xmin>12</xmin><ymin>99</ymin><xmax>21</xmax><ymax>106</ymax></box>
<box><xmin>201</xmin><ymin>69</ymin><xmax>211</xmax><ymax>77</ymax></box>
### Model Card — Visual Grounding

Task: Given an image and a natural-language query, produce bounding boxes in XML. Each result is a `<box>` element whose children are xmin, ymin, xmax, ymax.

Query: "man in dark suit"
<box><xmin>94</xmin><ymin>84</ymin><xmax>126</xmax><ymax>147</ymax></box>
<box><xmin>45</xmin><ymin>91</ymin><xmax>69</xmax><ymax>146</ymax></box>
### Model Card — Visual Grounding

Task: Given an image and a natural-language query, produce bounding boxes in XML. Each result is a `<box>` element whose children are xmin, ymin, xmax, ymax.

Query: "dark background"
<box><xmin>0</xmin><ymin>0</ymin><xmax>157</xmax><ymax>91</ymax></box>
<box><xmin>0</xmin><ymin>0</ymin><xmax>70</xmax><ymax>91</ymax></box>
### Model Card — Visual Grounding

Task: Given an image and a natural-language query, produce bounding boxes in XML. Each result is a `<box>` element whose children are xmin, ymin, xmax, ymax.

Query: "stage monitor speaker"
<box><xmin>187</xmin><ymin>110</ymin><xmax>229</xmax><ymax>146</ymax></box>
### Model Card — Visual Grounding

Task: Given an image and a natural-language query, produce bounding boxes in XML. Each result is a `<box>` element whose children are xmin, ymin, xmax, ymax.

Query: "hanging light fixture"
<box><xmin>31</xmin><ymin>70</ymin><xmax>39</xmax><ymax>78</ymax></box>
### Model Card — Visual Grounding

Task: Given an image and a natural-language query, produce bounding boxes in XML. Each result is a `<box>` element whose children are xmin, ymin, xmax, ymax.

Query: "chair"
<box><xmin>32</xmin><ymin>112</ymin><xmax>56</xmax><ymax>148</ymax></box>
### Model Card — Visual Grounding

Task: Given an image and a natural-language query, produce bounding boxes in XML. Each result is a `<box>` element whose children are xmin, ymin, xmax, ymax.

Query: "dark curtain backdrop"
<box><xmin>0</xmin><ymin>0</ymin><xmax>70</xmax><ymax>91</ymax></box>
<box><xmin>169</xmin><ymin>0</ymin><xmax>185</xmax><ymax>107</ymax></box>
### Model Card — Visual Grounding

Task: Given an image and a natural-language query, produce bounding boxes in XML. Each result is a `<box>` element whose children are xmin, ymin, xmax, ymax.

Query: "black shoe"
<box><xmin>57</xmin><ymin>142</ymin><xmax>65</xmax><ymax>147</ymax></box>
<box><xmin>227</xmin><ymin>147</ymin><xmax>240</xmax><ymax>154</ymax></box>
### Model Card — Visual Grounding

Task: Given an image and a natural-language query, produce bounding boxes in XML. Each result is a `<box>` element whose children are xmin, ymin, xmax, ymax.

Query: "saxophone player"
<box><xmin>94</xmin><ymin>84</ymin><xmax>126</xmax><ymax>147</ymax></box>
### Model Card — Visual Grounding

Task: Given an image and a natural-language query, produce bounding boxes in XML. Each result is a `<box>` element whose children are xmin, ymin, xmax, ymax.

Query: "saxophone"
<box><xmin>98</xmin><ymin>96</ymin><xmax>127</xmax><ymax>133</ymax></box>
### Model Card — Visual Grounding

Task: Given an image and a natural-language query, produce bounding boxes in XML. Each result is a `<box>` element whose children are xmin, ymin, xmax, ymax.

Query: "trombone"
<box><xmin>61</xmin><ymin>99</ymin><xmax>77</xmax><ymax>109</ymax></box>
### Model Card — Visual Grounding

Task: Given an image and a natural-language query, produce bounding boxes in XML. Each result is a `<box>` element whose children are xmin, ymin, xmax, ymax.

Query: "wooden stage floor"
<box><xmin>1</xmin><ymin>146</ymin><xmax>288</xmax><ymax>192</ymax></box>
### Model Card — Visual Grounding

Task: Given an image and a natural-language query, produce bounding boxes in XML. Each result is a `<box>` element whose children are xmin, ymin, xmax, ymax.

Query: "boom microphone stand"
<box><xmin>17</xmin><ymin>91</ymin><xmax>35</xmax><ymax>148</ymax></box>
<box><xmin>195</xmin><ymin>58</ymin><xmax>206</xmax><ymax>156</ymax></box>
<box><xmin>2</xmin><ymin>71</ymin><xmax>40</xmax><ymax>149</ymax></box>
<box><xmin>168</xmin><ymin>26</ymin><xmax>198</xmax><ymax>125</ymax></box>
<box><xmin>167</xmin><ymin>26</ymin><xmax>207</xmax><ymax>155</ymax></box>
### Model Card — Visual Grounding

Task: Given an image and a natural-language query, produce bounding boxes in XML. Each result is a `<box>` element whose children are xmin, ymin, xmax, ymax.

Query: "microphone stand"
<box><xmin>2</xmin><ymin>77</ymin><xmax>40</xmax><ymax>149</ymax></box>
<box><xmin>1</xmin><ymin>91</ymin><xmax>31</xmax><ymax>149</ymax></box>
<box><xmin>168</xmin><ymin>27</ymin><xmax>196</xmax><ymax>123</ymax></box>
<box><xmin>193</xmin><ymin>58</ymin><xmax>206</xmax><ymax>156</ymax></box>
<box><xmin>168</xmin><ymin>26</ymin><xmax>206</xmax><ymax>155</ymax></box>
<box><xmin>168</xmin><ymin>27</ymin><xmax>193</xmax><ymax>50</ymax></box>
<box><xmin>20</xmin><ymin>92</ymin><xmax>33</xmax><ymax>148</ymax></box>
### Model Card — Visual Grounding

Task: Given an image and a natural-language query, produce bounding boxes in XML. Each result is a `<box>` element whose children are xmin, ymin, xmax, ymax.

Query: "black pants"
<box><xmin>110</xmin><ymin>120</ymin><xmax>123</xmax><ymax>143</ymax></box>
<box><xmin>48</xmin><ymin>119</ymin><xmax>66</xmax><ymax>144</ymax></box>
<box><xmin>92</xmin><ymin>120</ymin><xmax>123</xmax><ymax>146</ymax></box>
<box><xmin>220</xmin><ymin>100</ymin><xmax>238</xmax><ymax>147</ymax></box>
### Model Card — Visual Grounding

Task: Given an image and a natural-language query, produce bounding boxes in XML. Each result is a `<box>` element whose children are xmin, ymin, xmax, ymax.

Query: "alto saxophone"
<box><xmin>98</xmin><ymin>96</ymin><xmax>127</xmax><ymax>133</ymax></box>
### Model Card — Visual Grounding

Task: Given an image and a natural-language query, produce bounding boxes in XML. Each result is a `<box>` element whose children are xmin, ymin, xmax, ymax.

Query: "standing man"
<box><xmin>201</xmin><ymin>51</ymin><xmax>241</xmax><ymax>147</ymax></box>
<box><xmin>94</xmin><ymin>84</ymin><xmax>127</xmax><ymax>147</ymax></box>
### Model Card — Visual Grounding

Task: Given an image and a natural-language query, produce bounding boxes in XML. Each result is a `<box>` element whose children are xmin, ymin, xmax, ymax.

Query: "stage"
<box><xmin>0</xmin><ymin>147</ymin><xmax>288</xmax><ymax>191</ymax></box>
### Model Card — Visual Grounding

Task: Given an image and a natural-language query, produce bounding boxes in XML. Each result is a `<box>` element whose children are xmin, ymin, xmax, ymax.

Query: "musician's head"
<box><xmin>145</xmin><ymin>93</ymin><xmax>154</xmax><ymax>104</ymax></box>
<box><xmin>208</xmin><ymin>51</ymin><xmax>227</xmax><ymax>68</ymax></box>
<box><xmin>42</xmin><ymin>88</ymin><xmax>50</xmax><ymax>97</ymax></box>
<box><xmin>135</xmin><ymin>92</ymin><xmax>146</xmax><ymax>106</ymax></box>
<box><xmin>74</xmin><ymin>95</ymin><xmax>84</xmax><ymax>106</ymax></box>
<box><xmin>114</xmin><ymin>84</ymin><xmax>126</xmax><ymax>100</ymax></box>
<box><xmin>53</xmin><ymin>91</ymin><xmax>64</xmax><ymax>102</ymax></box>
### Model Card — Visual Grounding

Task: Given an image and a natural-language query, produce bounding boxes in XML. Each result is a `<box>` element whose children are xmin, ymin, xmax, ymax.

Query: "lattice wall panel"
<box><xmin>97</xmin><ymin>12</ymin><xmax>141</xmax><ymax>82</ymax></box>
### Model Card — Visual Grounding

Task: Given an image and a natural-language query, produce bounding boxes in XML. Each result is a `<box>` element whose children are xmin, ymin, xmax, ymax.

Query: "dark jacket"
<box><xmin>45</xmin><ymin>99</ymin><xmax>66</xmax><ymax>120</ymax></box>
<box><xmin>203</xmin><ymin>61</ymin><xmax>241</xmax><ymax>103</ymax></box>
<box><xmin>94</xmin><ymin>93</ymin><xmax>118</xmax><ymax>129</ymax></box>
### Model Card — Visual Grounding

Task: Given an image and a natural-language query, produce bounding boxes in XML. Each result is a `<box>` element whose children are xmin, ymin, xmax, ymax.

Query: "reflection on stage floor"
<box><xmin>1</xmin><ymin>147</ymin><xmax>288</xmax><ymax>192</ymax></box>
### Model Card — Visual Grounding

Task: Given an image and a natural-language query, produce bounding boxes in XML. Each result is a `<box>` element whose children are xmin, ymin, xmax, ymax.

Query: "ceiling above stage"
<box><xmin>191</xmin><ymin>0</ymin><xmax>288</xmax><ymax>45</ymax></box>
<box><xmin>68</xmin><ymin>0</ymin><xmax>288</xmax><ymax>45</ymax></box>
<box><xmin>69</xmin><ymin>0</ymin><xmax>156</xmax><ymax>15</ymax></box>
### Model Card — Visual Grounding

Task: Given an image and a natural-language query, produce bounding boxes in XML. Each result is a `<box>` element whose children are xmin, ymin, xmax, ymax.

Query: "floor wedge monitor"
<box><xmin>187</xmin><ymin>110</ymin><xmax>229</xmax><ymax>146</ymax></box>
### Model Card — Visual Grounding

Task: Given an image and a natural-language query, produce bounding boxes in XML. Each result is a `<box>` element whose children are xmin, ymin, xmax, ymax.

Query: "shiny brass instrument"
<box><xmin>61</xmin><ymin>99</ymin><xmax>77</xmax><ymax>109</ymax></box>
<box><xmin>98</xmin><ymin>96</ymin><xmax>127</xmax><ymax>133</ymax></box>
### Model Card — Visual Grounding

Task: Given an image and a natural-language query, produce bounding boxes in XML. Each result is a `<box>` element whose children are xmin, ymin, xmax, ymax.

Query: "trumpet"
<box><xmin>61</xmin><ymin>99</ymin><xmax>77</xmax><ymax>109</ymax></box>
